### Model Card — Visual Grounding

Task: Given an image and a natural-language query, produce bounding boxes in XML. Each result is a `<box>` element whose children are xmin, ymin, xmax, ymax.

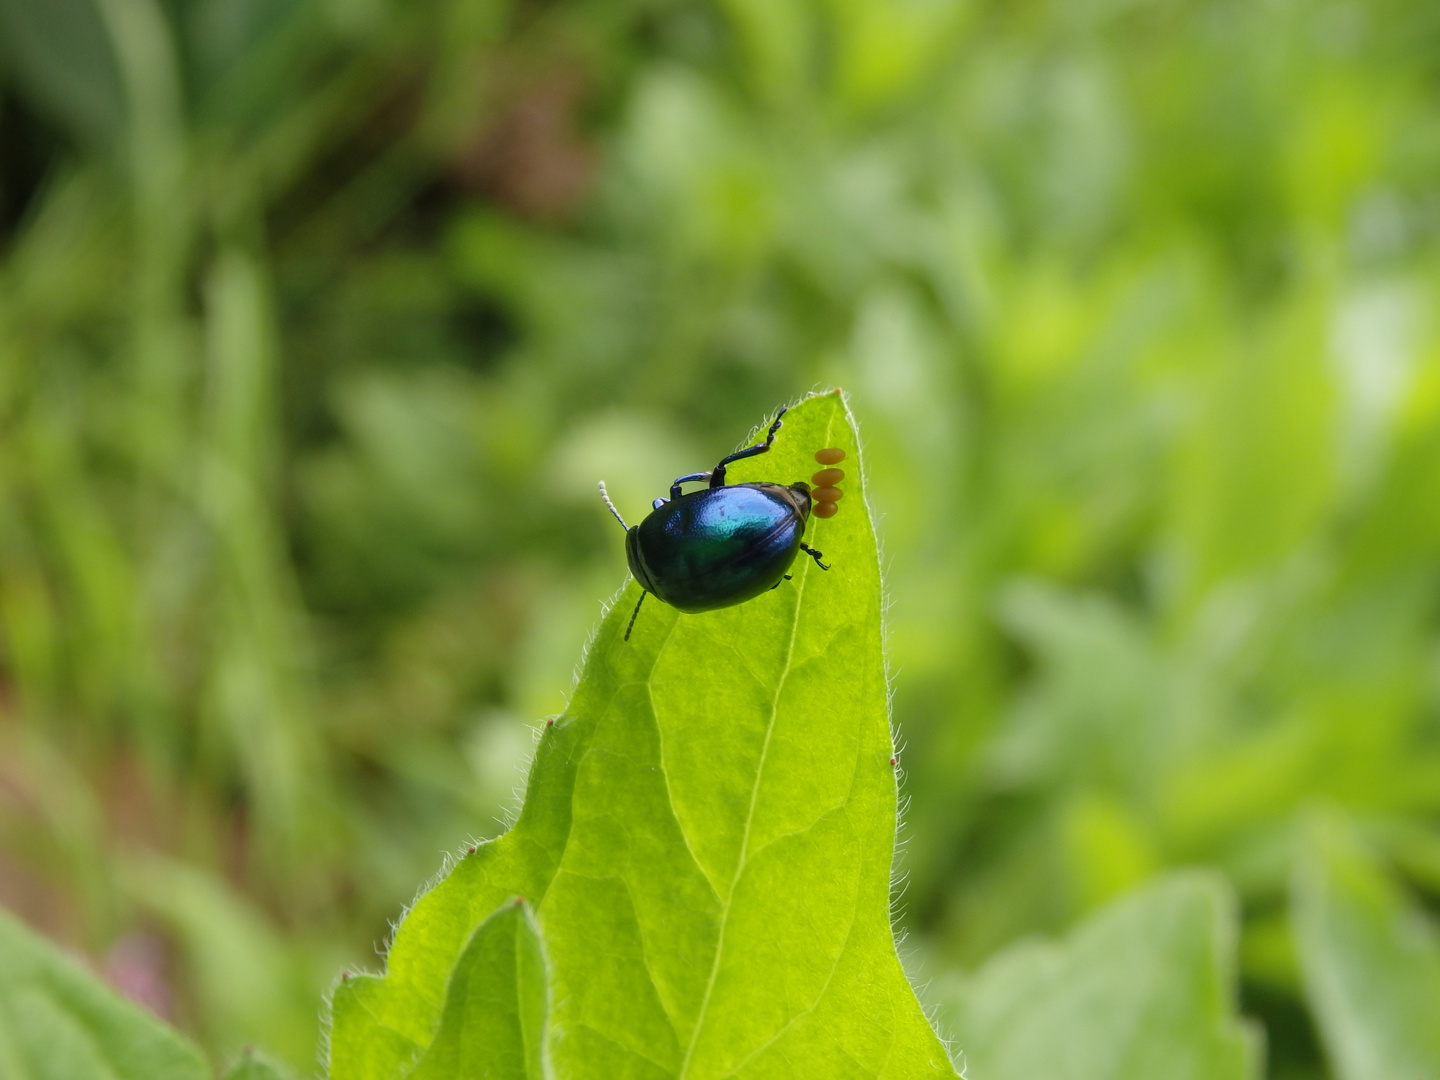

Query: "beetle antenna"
<box><xmin>598</xmin><ymin>481</ymin><xmax>628</xmax><ymax>530</ymax></box>
<box><xmin>624</xmin><ymin>591</ymin><xmax>647</xmax><ymax>641</ymax></box>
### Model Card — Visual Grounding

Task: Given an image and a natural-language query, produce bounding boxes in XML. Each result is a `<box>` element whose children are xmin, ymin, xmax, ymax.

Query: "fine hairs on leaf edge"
<box><xmin>344</xmin><ymin>395</ymin><xmax>813</xmax><ymax>976</ymax></box>
<box><xmin>494</xmin><ymin>720</ymin><xmax>550</xmax><ymax>834</ymax></box>
<box><xmin>327</xmin><ymin>390</ymin><xmax>954</xmax><ymax>1067</ymax></box>
<box><xmin>849</xmin><ymin>395</ymin><xmax>956</xmax><ymax>1061</ymax></box>
<box><xmin>803</xmin><ymin>391</ymin><xmax>941</xmax><ymax>1048</ymax></box>
<box><xmin>843</xmin><ymin>395</ymin><xmax>931</xmax><ymax>991</ymax></box>
<box><xmin>321</xmin><ymin>897</ymin><xmax>558</xmax><ymax>1080</ymax></box>
<box><xmin>570</xmin><ymin>390</ymin><xmax>813</xmax><ymax>688</ymax></box>
<box><xmin>329</xmin><ymin>395</ymin><xmax>817</xmax><ymax>990</ymax></box>
<box><xmin>330</xmin><ymin>827</ymin><xmax>499</xmax><ymax>1001</ymax></box>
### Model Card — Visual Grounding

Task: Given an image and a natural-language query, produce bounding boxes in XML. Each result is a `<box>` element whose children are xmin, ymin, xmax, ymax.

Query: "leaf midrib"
<box><xmin>715</xmin><ymin>801</ymin><xmax>866</xmax><ymax>1080</ymax></box>
<box><xmin>675</xmin><ymin>408</ymin><xmax>835</xmax><ymax>1079</ymax></box>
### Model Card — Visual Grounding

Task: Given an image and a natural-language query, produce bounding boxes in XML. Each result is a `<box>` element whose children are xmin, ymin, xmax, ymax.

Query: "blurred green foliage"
<box><xmin>2</xmin><ymin>0</ymin><xmax>1440</xmax><ymax>1075</ymax></box>
<box><xmin>934</xmin><ymin>872</ymin><xmax>1259</xmax><ymax>1080</ymax></box>
<box><xmin>329</xmin><ymin>394</ymin><xmax>957</xmax><ymax>1080</ymax></box>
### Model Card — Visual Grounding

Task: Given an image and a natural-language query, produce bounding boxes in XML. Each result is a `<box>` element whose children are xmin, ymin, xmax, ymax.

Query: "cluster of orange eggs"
<box><xmin>810</xmin><ymin>448</ymin><xmax>846</xmax><ymax>518</ymax></box>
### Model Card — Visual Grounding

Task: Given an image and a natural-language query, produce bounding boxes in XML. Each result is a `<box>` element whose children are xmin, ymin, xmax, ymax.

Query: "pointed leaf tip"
<box><xmin>327</xmin><ymin>394</ymin><xmax>952</xmax><ymax>1079</ymax></box>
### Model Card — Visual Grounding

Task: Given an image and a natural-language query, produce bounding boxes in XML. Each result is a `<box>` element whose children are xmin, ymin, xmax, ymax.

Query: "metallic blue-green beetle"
<box><xmin>599</xmin><ymin>407</ymin><xmax>829</xmax><ymax>639</ymax></box>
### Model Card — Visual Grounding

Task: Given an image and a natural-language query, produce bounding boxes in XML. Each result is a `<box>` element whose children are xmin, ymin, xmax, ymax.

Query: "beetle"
<box><xmin>598</xmin><ymin>406</ymin><xmax>830</xmax><ymax>640</ymax></box>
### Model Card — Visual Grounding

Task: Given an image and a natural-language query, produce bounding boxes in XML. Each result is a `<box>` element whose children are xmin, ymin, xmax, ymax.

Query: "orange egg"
<box><xmin>811</xmin><ymin>468</ymin><xmax>845</xmax><ymax>487</ymax></box>
<box><xmin>811</xmin><ymin>487</ymin><xmax>843</xmax><ymax>503</ymax></box>
<box><xmin>814</xmin><ymin>447</ymin><xmax>846</xmax><ymax>465</ymax></box>
<box><xmin>813</xmin><ymin>501</ymin><xmax>839</xmax><ymax>518</ymax></box>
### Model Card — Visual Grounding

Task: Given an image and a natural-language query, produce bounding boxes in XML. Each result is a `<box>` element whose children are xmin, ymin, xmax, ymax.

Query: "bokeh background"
<box><xmin>2</xmin><ymin>0</ymin><xmax>1439</xmax><ymax>1075</ymax></box>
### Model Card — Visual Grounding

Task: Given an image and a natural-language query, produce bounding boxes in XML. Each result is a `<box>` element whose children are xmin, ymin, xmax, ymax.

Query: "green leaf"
<box><xmin>0</xmin><ymin>907</ymin><xmax>210</xmax><ymax>1080</ymax></box>
<box><xmin>222</xmin><ymin>1047</ymin><xmax>296</xmax><ymax>1080</ymax></box>
<box><xmin>1292</xmin><ymin>809</ymin><xmax>1440</xmax><ymax>1080</ymax></box>
<box><xmin>932</xmin><ymin>872</ymin><xmax>1260</xmax><ymax>1080</ymax></box>
<box><xmin>407</xmin><ymin>899</ymin><xmax>549</xmax><ymax>1080</ymax></box>
<box><xmin>122</xmin><ymin>855</ymin><xmax>323</xmax><ymax>1073</ymax></box>
<box><xmin>328</xmin><ymin>390</ymin><xmax>955</xmax><ymax>1078</ymax></box>
<box><xmin>0</xmin><ymin>0</ymin><xmax>126</xmax><ymax>150</ymax></box>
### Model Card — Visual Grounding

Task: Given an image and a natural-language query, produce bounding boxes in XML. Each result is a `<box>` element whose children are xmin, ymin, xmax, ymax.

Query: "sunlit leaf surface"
<box><xmin>407</xmin><ymin>899</ymin><xmax>549</xmax><ymax>1080</ymax></box>
<box><xmin>328</xmin><ymin>391</ymin><xmax>955</xmax><ymax>1078</ymax></box>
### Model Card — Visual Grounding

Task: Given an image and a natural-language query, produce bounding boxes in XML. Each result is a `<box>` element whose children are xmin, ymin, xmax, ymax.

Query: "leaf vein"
<box><xmin>675</xmin><ymin>407</ymin><xmax>838</xmax><ymax>1078</ymax></box>
<box><xmin>648</xmin><ymin>683</ymin><xmax>725</xmax><ymax>903</ymax></box>
<box><xmin>715</xmin><ymin>884</ymin><xmax>863</xmax><ymax>1078</ymax></box>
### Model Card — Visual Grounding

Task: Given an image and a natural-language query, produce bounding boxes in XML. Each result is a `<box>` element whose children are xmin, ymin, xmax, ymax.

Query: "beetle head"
<box><xmin>624</xmin><ymin>526</ymin><xmax>661</xmax><ymax>593</ymax></box>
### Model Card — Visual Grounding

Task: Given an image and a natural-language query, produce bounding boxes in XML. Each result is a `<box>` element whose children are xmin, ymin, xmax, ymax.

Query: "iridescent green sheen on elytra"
<box><xmin>626</xmin><ymin>482</ymin><xmax>812</xmax><ymax>613</ymax></box>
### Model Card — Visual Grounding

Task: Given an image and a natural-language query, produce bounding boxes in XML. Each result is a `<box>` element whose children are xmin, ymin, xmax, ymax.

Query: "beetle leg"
<box><xmin>598</xmin><ymin>481</ymin><xmax>628</xmax><ymax>530</ymax></box>
<box><xmin>766</xmin><ymin>574</ymin><xmax>793</xmax><ymax>592</ymax></box>
<box><xmin>669</xmin><ymin>472</ymin><xmax>712</xmax><ymax>500</ymax></box>
<box><xmin>624</xmin><ymin>591</ymin><xmax>647</xmax><ymax>641</ymax></box>
<box><xmin>709</xmin><ymin>405</ymin><xmax>787</xmax><ymax>488</ymax></box>
<box><xmin>799</xmin><ymin>542</ymin><xmax>830</xmax><ymax>570</ymax></box>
